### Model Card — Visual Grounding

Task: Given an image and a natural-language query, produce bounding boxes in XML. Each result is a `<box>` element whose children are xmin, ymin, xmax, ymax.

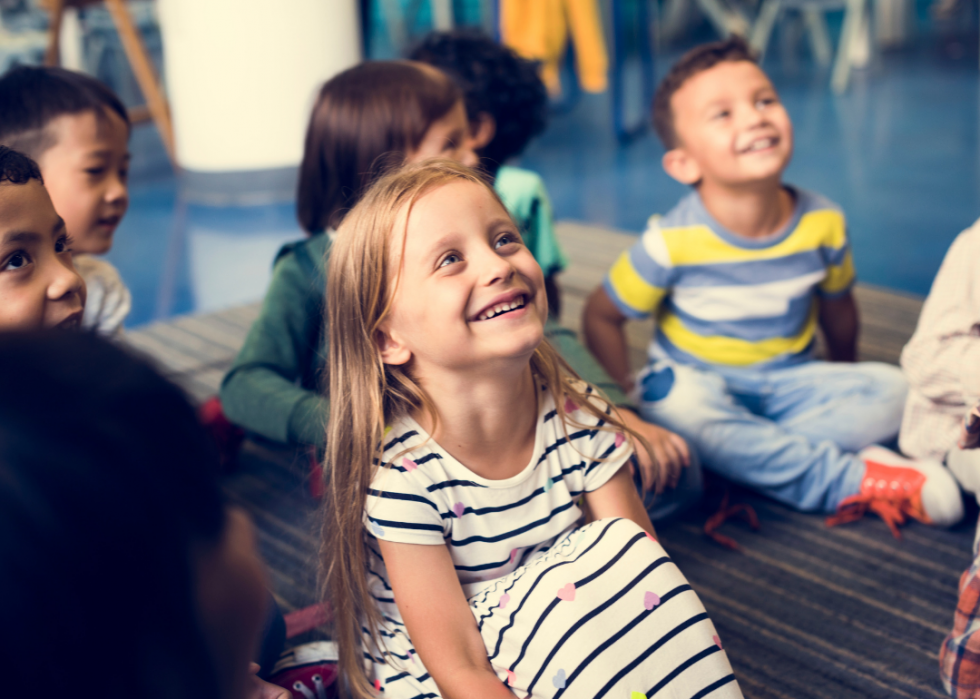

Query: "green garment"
<box><xmin>221</xmin><ymin>234</ymin><xmax>330</xmax><ymax>447</ymax></box>
<box><xmin>494</xmin><ymin>166</ymin><xmax>569</xmax><ymax>277</ymax></box>
<box><xmin>221</xmin><ymin>234</ymin><xmax>626</xmax><ymax>450</ymax></box>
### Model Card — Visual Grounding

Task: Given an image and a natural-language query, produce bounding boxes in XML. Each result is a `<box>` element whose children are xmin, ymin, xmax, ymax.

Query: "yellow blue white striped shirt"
<box><xmin>604</xmin><ymin>187</ymin><xmax>855</xmax><ymax>369</ymax></box>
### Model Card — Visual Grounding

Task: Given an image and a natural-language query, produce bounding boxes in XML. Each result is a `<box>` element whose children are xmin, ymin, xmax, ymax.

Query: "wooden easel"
<box><xmin>42</xmin><ymin>0</ymin><xmax>176</xmax><ymax>166</ymax></box>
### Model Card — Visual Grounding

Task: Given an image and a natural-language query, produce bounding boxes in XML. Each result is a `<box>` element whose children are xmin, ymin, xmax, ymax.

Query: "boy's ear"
<box><xmin>662</xmin><ymin>148</ymin><xmax>702</xmax><ymax>186</ymax></box>
<box><xmin>469</xmin><ymin>112</ymin><xmax>496</xmax><ymax>152</ymax></box>
<box><xmin>375</xmin><ymin>325</ymin><xmax>412</xmax><ymax>366</ymax></box>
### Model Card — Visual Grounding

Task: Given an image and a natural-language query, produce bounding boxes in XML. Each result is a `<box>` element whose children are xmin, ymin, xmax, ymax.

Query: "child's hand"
<box><xmin>618</xmin><ymin>409</ymin><xmax>689</xmax><ymax>494</ymax></box>
<box><xmin>245</xmin><ymin>663</ymin><xmax>292</xmax><ymax>699</ymax></box>
<box><xmin>959</xmin><ymin>402</ymin><xmax>980</xmax><ymax>450</ymax></box>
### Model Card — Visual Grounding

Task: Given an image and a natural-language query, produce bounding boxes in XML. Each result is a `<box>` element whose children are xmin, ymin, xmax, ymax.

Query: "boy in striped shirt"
<box><xmin>583</xmin><ymin>37</ymin><xmax>963</xmax><ymax>534</ymax></box>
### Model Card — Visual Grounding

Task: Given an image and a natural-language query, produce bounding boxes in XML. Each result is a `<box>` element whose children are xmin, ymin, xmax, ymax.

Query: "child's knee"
<box><xmin>864</xmin><ymin>362</ymin><xmax>909</xmax><ymax>403</ymax></box>
<box><xmin>592</xmin><ymin>516</ymin><xmax>649</xmax><ymax>541</ymax></box>
<box><xmin>861</xmin><ymin>363</ymin><xmax>909</xmax><ymax>425</ymax></box>
<box><xmin>638</xmin><ymin>363</ymin><xmax>725</xmax><ymax>413</ymax></box>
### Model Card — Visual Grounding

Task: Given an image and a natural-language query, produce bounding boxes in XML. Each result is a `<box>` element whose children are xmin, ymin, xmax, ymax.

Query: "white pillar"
<box><xmin>157</xmin><ymin>0</ymin><xmax>361</xmax><ymax>174</ymax></box>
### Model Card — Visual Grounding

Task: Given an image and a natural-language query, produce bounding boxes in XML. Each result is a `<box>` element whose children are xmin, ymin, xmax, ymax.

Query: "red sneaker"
<box><xmin>826</xmin><ymin>446</ymin><xmax>963</xmax><ymax>538</ymax></box>
<box><xmin>268</xmin><ymin>641</ymin><xmax>339</xmax><ymax>699</ymax></box>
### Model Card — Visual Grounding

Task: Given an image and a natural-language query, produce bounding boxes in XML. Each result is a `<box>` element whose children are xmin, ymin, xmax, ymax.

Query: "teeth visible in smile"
<box><xmin>743</xmin><ymin>137</ymin><xmax>776</xmax><ymax>152</ymax></box>
<box><xmin>476</xmin><ymin>296</ymin><xmax>526</xmax><ymax>321</ymax></box>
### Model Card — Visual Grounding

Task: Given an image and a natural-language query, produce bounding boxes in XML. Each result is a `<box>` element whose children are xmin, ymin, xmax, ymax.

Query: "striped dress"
<box><xmin>362</xmin><ymin>384</ymin><xmax>741</xmax><ymax>698</ymax></box>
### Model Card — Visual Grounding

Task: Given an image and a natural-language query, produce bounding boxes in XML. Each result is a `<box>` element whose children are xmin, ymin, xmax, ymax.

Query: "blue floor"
<box><xmin>105</xmin><ymin>27</ymin><xmax>980</xmax><ymax>328</ymax></box>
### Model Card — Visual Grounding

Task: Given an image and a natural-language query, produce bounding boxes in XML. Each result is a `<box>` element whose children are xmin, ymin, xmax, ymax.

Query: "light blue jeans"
<box><xmin>635</xmin><ymin>358</ymin><xmax>908</xmax><ymax>513</ymax></box>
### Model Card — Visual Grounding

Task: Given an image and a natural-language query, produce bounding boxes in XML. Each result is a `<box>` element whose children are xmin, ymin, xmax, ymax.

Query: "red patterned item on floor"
<box><xmin>283</xmin><ymin>602</ymin><xmax>332</xmax><ymax>639</ymax></box>
<box><xmin>269</xmin><ymin>641</ymin><xmax>339</xmax><ymax>699</ymax></box>
<box><xmin>703</xmin><ymin>489</ymin><xmax>760</xmax><ymax>551</ymax></box>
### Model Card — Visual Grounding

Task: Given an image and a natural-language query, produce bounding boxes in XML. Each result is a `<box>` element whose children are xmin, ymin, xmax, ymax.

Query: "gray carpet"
<box><xmin>219</xmin><ymin>439</ymin><xmax>973</xmax><ymax>698</ymax></box>
<box><xmin>124</xmin><ymin>221</ymin><xmax>973</xmax><ymax>697</ymax></box>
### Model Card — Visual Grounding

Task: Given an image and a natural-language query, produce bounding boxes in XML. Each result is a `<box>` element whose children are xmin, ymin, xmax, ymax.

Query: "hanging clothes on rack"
<box><xmin>500</xmin><ymin>0</ymin><xmax>608</xmax><ymax>95</ymax></box>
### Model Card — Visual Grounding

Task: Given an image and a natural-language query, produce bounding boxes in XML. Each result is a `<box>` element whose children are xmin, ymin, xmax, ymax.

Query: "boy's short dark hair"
<box><xmin>410</xmin><ymin>30</ymin><xmax>548</xmax><ymax>173</ymax></box>
<box><xmin>0</xmin><ymin>146</ymin><xmax>43</xmax><ymax>185</ymax></box>
<box><xmin>652</xmin><ymin>36</ymin><xmax>757</xmax><ymax>150</ymax></box>
<box><xmin>0</xmin><ymin>66</ymin><xmax>129</xmax><ymax>159</ymax></box>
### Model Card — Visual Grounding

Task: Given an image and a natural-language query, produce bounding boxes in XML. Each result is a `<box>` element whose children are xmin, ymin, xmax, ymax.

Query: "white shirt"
<box><xmin>900</xmin><ymin>218</ymin><xmax>980</xmax><ymax>460</ymax></box>
<box><xmin>74</xmin><ymin>254</ymin><xmax>131</xmax><ymax>335</ymax></box>
<box><xmin>364</xmin><ymin>383</ymin><xmax>632</xmax><ymax>597</ymax></box>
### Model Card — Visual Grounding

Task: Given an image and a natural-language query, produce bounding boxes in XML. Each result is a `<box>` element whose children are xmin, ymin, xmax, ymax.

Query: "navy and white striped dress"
<box><xmin>362</xmin><ymin>385</ymin><xmax>741</xmax><ymax>699</ymax></box>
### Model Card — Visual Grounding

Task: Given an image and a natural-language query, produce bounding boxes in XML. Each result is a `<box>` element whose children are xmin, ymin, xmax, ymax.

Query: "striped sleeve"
<box><xmin>817</xmin><ymin>214</ymin><xmax>855</xmax><ymax>297</ymax></box>
<box><xmin>364</xmin><ymin>466</ymin><xmax>448</xmax><ymax>546</ymax></box>
<box><xmin>580</xmin><ymin>394</ymin><xmax>635</xmax><ymax>492</ymax></box>
<box><xmin>603</xmin><ymin>222</ymin><xmax>672</xmax><ymax>318</ymax></box>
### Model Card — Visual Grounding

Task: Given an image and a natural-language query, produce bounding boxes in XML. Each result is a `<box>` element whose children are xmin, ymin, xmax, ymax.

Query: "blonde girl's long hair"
<box><xmin>321</xmin><ymin>160</ymin><xmax>650</xmax><ymax>698</ymax></box>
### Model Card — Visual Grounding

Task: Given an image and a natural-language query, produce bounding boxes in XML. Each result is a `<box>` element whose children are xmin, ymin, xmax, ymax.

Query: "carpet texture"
<box><xmin>124</xmin><ymin>221</ymin><xmax>973</xmax><ymax>698</ymax></box>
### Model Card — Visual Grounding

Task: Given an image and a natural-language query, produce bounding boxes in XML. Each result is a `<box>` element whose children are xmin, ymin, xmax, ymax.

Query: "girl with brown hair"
<box><xmin>323</xmin><ymin>160</ymin><xmax>741</xmax><ymax>699</ymax></box>
<box><xmin>220</xmin><ymin>61</ymin><xmax>476</xmax><ymax>448</ymax></box>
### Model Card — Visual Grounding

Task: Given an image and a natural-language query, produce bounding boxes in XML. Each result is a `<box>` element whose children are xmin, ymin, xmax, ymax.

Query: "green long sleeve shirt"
<box><xmin>220</xmin><ymin>234</ymin><xmax>628</xmax><ymax>449</ymax></box>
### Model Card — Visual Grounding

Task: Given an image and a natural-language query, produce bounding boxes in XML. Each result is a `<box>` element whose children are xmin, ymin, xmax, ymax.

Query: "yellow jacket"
<box><xmin>500</xmin><ymin>0</ymin><xmax>608</xmax><ymax>94</ymax></box>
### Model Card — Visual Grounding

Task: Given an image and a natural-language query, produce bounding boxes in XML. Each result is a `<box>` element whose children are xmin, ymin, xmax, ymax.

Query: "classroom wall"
<box><xmin>158</xmin><ymin>0</ymin><xmax>361</xmax><ymax>173</ymax></box>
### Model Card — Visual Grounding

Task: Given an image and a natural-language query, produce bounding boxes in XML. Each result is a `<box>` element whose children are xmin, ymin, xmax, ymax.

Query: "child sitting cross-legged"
<box><xmin>582</xmin><ymin>37</ymin><xmax>963</xmax><ymax>535</ymax></box>
<box><xmin>0</xmin><ymin>146</ymin><xmax>85</xmax><ymax>331</ymax></box>
<box><xmin>0</xmin><ymin>66</ymin><xmax>131</xmax><ymax>334</ymax></box>
<box><xmin>323</xmin><ymin>159</ymin><xmax>741</xmax><ymax>699</ymax></box>
<box><xmin>411</xmin><ymin>30</ymin><xmax>698</xmax><ymax>512</ymax></box>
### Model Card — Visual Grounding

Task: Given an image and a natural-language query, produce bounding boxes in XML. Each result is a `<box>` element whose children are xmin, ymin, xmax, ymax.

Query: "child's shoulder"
<box><xmin>73</xmin><ymin>254</ymin><xmax>124</xmax><ymax>286</ymax></box>
<box><xmin>953</xmin><ymin>217</ymin><xmax>980</xmax><ymax>249</ymax></box>
<box><xmin>274</xmin><ymin>232</ymin><xmax>331</xmax><ymax>270</ymax></box>
<box><xmin>74</xmin><ymin>255</ymin><xmax>130</xmax><ymax>334</ymax></box>
<box><xmin>939</xmin><ymin>217</ymin><xmax>980</xmax><ymax>269</ymax></box>
<box><xmin>792</xmin><ymin>186</ymin><xmax>842</xmax><ymax>216</ymax></box>
<box><xmin>657</xmin><ymin>186</ymin><xmax>843</xmax><ymax>232</ymax></box>
<box><xmin>495</xmin><ymin>165</ymin><xmax>545</xmax><ymax>189</ymax></box>
<box><xmin>494</xmin><ymin>165</ymin><xmax>548</xmax><ymax>205</ymax></box>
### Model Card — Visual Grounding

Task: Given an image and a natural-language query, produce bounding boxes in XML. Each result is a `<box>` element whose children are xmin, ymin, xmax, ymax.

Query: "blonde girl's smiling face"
<box><xmin>406</xmin><ymin>100</ymin><xmax>478</xmax><ymax>168</ymax></box>
<box><xmin>379</xmin><ymin>179</ymin><xmax>547</xmax><ymax>375</ymax></box>
<box><xmin>0</xmin><ymin>179</ymin><xmax>86</xmax><ymax>330</ymax></box>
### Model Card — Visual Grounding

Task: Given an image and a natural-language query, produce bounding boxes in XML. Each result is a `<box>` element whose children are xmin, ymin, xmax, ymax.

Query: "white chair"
<box><xmin>749</xmin><ymin>0</ymin><xmax>870</xmax><ymax>93</ymax></box>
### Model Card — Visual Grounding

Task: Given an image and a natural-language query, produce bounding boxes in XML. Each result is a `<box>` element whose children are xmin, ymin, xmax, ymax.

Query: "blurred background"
<box><xmin>1</xmin><ymin>0</ymin><xmax>976</xmax><ymax>328</ymax></box>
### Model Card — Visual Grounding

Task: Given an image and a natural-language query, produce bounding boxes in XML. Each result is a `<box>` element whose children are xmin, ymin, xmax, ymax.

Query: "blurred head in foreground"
<box><xmin>0</xmin><ymin>332</ymin><xmax>269</xmax><ymax>699</ymax></box>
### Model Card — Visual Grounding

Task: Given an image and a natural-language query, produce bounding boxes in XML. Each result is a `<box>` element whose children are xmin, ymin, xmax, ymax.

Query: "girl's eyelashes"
<box><xmin>438</xmin><ymin>252</ymin><xmax>462</xmax><ymax>268</ymax></box>
<box><xmin>1</xmin><ymin>251</ymin><xmax>31</xmax><ymax>272</ymax></box>
<box><xmin>494</xmin><ymin>232</ymin><xmax>522</xmax><ymax>250</ymax></box>
<box><xmin>436</xmin><ymin>233</ymin><xmax>522</xmax><ymax>268</ymax></box>
<box><xmin>55</xmin><ymin>235</ymin><xmax>75</xmax><ymax>255</ymax></box>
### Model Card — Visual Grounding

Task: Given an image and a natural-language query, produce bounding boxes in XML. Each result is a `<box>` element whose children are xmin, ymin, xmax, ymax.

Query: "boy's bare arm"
<box><xmin>583</xmin><ymin>287</ymin><xmax>635</xmax><ymax>392</ymax></box>
<box><xmin>818</xmin><ymin>291</ymin><xmax>858</xmax><ymax>362</ymax></box>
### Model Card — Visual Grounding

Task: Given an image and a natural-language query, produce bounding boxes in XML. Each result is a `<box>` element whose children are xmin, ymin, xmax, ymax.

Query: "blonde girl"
<box><xmin>323</xmin><ymin>160</ymin><xmax>742</xmax><ymax>699</ymax></box>
<box><xmin>220</xmin><ymin>61</ymin><xmax>476</xmax><ymax>449</ymax></box>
